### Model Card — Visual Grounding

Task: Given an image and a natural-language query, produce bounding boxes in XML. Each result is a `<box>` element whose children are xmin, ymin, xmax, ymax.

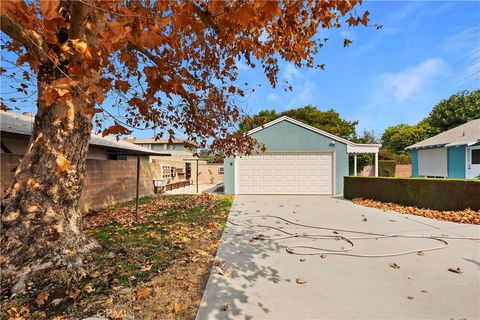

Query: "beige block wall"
<box><xmin>80</xmin><ymin>156</ymin><xmax>160</xmax><ymax>212</ymax></box>
<box><xmin>395</xmin><ymin>164</ymin><xmax>412</xmax><ymax>178</ymax></box>
<box><xmin>1</xmin><ymin>154</ymin><xmax>162</xmax><ymax>212</ymax></box>
<box><xmin>197</xmin><ymin>163</ymin><xmax>224</xmax><ymax>184</ymax></box>
<box><xmin>358</xmin><ymin>164</ymin><xmax>412</xmax><ymax>177</ymax></box>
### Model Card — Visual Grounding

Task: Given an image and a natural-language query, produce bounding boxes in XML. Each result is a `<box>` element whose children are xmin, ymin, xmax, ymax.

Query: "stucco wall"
<box><xmin>411</xmin><ymin>146</ymin><xmax>467</xmax><ymax>179</ymax></box>
<box><xmin>224</xmin><ymin>121</ymin><xmax>349</xmax><ymax>195</ymax></box>
<box><xmin>224</xmin><ymin>156</ymin><xmax>235</xmax><ymax>194</ymax></box>
<box><xmin>448</xmin><ymin>146</ymin><xmax>466</xmax><ymax>178</ymax></box>
<box><xmin>411</xmin><ymin>150</ymin><xmax>419</xmax><ymax>176</ymax></box>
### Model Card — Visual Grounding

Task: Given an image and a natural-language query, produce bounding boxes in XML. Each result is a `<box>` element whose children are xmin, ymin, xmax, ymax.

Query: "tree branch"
<box><xmin>188</xmin><ymin>1</ymin><xmax>219</xmax><ymax>33</ymax></box>
<box><xmin>68</xmin><ymin>0</ymin><xmax>89</xmax><ymax>39</ymax></box>
<box><xmin>127</xmin><ymin>43</ymin><xmax>200</xmax><ymax>119</ymax></box>
<box><xmin>0</xmin><ymin>14</ymin><xmax>46</xmax><ymax>61</ymax></box>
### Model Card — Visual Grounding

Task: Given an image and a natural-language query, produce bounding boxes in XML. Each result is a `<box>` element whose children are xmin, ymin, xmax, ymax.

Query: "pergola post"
<box><xmin>374</xmin><ymin>152</ymin><xmax>379</xmax><ymax>177</ymax></box>
<box><xmin>196</xmin><ymin>159</ymin><xmax>199</xmax><ymax>194</ymax></box>
<box><xmin>353</xmin><ymin>154</ymin><xmax>357</xmax><ymax>176</ymax></box>
<box><xmin>135</xmin><ymin>155</ymin><xmax>140</xmax><ymax>223</ymax></box>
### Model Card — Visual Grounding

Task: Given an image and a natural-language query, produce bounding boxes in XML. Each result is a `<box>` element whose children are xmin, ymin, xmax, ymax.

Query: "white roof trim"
<box><xmin>247</xmin><ymin>116</ymin><xmax>381</xmax><ymax>153</ymax></box>
<box><xmin>347</xmin><ymin>144</ymin><xmax>381</xmax><ymax>154</ymax></box>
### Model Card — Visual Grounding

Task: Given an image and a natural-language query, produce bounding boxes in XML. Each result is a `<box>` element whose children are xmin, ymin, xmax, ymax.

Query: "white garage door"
<box><xmin>236</xmin><ymin>153</ymin><xmax>333</xmax><ymax>195</ymax></box>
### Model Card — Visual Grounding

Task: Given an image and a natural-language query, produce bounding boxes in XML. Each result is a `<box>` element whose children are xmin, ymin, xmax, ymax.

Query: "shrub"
<box><xmin>344</xmin><ymin>176</ymin><xmax>480</xmax><ymax>211</ymax></box>
<box><xmin>379</xmin><ymin>160</ymin><xmax>396</xmax><ymax>177</ymax></box>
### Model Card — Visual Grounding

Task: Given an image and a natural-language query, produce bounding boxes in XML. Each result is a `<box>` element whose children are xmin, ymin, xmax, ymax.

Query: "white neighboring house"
<box><xmin>406</xmin><ymin>119</ymin><xmax>480</xmax><ymax>179</ymax></box>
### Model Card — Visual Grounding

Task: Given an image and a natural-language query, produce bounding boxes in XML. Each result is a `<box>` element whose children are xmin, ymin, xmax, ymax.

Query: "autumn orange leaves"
<box><xmin>2</xmin><ymin>0</ymin><xmax>372</xmax><ymax>157</ymax></box>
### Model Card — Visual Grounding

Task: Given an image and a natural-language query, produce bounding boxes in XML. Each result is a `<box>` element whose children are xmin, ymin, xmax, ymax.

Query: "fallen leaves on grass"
<box><xmin>137</xmin><ymin>287</ymin><xmax>152</xmax><ymax>299</ymax></box>
<box><xmin>35</xmin><ymin>291</ymin><xmax>49</xmax><ymax>306</ymax></box>
<box><xmin>1</xmin><ymin>194</ymin><xmax>233</xmax><ymax>320</ymax></box>
<box><xmin>68</xmin><ymin>288</ymin><xmax>81</xmax><ymax>299</ymax></box>
<box><xmin>352</xmin><ymin>198</ymin><xmax>480</xmax><ymax>224</ymax></box>
<box><xmin>84</xmin><ymin>193</ymin><xmax>225</xmax><ymax>229</ymax></box>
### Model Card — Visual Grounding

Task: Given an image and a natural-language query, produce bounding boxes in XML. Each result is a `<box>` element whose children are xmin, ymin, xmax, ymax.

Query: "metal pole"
<box><xmin>196</xmin><ymin>159</ymin><xmax>199</xmax><ymax>193</ymax></box>
<box><xmin>374</xmin><ymin>152</ymin><xmax>379</xmax><ymax>177</ymax></box>
<box><xmin>354</xmin><ymin>154</ymin><xmax>357</xmax><ymax>176</ymax></box>
<box><xmin>135</xmin><ymin>155</ymin><xmax>140</xmax><ymax>223</ymax></box>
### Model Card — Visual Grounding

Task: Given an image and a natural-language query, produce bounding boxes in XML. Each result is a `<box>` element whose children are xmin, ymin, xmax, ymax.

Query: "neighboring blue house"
<box><xmin>406</xmin><ymin>119</ymin><xmax>480</xmax><ymax>179</ymax></box>
<box><xmin>224</xmin><ymin>116</ymin><xmax>381</xmax><ymax>195</ymax></box>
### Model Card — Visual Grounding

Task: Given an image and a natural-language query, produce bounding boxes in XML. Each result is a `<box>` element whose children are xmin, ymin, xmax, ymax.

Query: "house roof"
<box><xmin>0</xmin><ymin>111</ymin><xmax>169</xmax><ymax>156</ymax></box>
<box><xmin>247</xmin><ymin>116</ymin><xmax>381</xmax><ymax>154</ymax></box>
<box><xmin>406</xmin><ymin>119</ymin><xmax>480</xmax><ymax>150</ymax></box>
<box><xmin>127</xmin><ymin>137</ymin><xmax>198</xmax><ymax>147</ymax></box>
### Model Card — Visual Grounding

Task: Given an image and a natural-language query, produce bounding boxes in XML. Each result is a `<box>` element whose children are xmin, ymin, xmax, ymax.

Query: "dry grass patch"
<box><xmin>1</xmin><ymin>193</ymin><xmax>233</xmax><ymax>320</ymax></box>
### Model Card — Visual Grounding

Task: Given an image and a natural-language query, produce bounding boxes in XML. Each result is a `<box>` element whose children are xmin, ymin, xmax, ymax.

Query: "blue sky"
<box><xmin>235</xmin><ymin>0</ymin><xmax>480</xmax><ymax>137</ymax></box>
<box><xmin>1</xmin><ymin>1</ymin><xmax>479</xmax><ymax>140</ymax></box>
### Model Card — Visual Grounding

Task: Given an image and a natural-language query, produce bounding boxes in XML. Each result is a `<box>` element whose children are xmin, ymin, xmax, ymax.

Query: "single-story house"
<box><xmin>224</xmin><ymin>116</ymin><xmax>381</xmax><ymax>195</ymax></box>
<box><xmin>1</xmin><ymin>111</ymin><xmax>172</xmax><ymax>210</ymax></box>
<box><xmin>406</xmin><ymin>119</ymin><xmax>480</xmax><ymax>179</ymax></box>
<box><xmin>1</xmin><ymin>111</ymin><xmax>166</xmax><ymax>160</ymax></box>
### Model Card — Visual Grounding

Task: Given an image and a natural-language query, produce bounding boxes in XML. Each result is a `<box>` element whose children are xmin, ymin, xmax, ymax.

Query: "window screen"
<box><xmin>472</xmin><ymin>149</ymin><xmax>480</xmax><ymax>165</ymax></box>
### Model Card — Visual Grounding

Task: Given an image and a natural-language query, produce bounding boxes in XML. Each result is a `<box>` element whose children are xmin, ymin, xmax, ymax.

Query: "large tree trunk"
<box><xmin>0</xmin><ymin>65</ymin><xmax>95</xmax><ymax>295</ymax></box>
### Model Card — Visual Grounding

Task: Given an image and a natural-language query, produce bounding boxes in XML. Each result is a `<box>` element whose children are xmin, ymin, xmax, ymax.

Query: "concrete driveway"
<box><xmin>196</xmin><ymin>195</ymin><xmax>480</xmax><ymax>320</ymax></box>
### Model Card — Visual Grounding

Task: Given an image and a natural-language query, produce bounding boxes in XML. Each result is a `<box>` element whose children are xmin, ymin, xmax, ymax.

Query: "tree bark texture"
<box><xmin>0</xmin><ymin>65</ymin><xmax>94</xmax><ymax>296</ymax></box>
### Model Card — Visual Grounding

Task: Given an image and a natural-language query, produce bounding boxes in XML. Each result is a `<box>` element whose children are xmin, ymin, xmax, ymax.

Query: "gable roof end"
<box><xmin>247</xmin><ymin>116</ymin><xmax>381</xmax><ymax>153</ymax></box>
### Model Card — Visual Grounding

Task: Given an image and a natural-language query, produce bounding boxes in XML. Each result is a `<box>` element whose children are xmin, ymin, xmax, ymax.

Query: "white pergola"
<box><xmin>347</xmin><ymin>144</ymin><xmax>382</xmax><ymax>177</ymax></box>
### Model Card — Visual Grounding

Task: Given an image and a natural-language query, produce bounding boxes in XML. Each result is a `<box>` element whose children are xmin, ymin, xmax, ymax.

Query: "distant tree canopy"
<box><xmin>381</xmin><ymin>89</ymin><xmax>480</xmax><ymax>155</ymax></box>
<box><xmin>240</xmin><ymin>105</ymin><xmax>359</xmax><ymax>140</ymax></box>
<box><xmin>381</xmin><ymin>123</ymin><xmax>430</xmax><ymax>154</ymax></box>
<box><xmin>422</xmin><ymin>89</ymin><xmax>480</xmax><ymax>135</ymax></box>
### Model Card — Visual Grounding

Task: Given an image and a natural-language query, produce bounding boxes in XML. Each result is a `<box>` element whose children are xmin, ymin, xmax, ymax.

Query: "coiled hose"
<box><xmin>227</xmin><ymin>214</ymin><xmax>480</xmax><ymax>258</ymax></box>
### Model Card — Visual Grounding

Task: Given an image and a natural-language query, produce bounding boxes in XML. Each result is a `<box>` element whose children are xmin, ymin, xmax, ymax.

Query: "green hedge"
<box><xmin>344</xmin><ymin>176</ymin><xmax>480</xmax><ymax>211</ymax></box>
<box><xmin>379</xmin><ymin>160</ymin><xmax>396</xmax><ymax>177</ymax></box>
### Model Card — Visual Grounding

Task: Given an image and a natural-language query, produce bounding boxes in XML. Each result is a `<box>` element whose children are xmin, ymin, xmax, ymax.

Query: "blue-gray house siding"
<box><xmin>447</xmin><ymin>146</ymin><xmax>466</xmax><ymax>178</ymax></box>
<box><xmin>224</xmin><ymin>120</ymin><xmax>350</xmax><ymax>195</ymax></box>
<box><xmin>411</xmin><ymin>146</ymin><xmax>466</xmax><ymax>178</ymax></box>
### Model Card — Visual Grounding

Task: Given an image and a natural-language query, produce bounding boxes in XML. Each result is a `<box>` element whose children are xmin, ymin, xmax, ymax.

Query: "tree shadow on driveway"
<box><xmin>196</xmin><ymin>201</ymin><xmax>289</xmax><ymax>320</ymax></box>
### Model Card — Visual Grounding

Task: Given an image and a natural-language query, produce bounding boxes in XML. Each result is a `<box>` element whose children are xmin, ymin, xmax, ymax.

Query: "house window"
<box><xmin>107</xmin><ymin>153</ymin><xmax>127</xmax><ymax>161</ymax></box>
<box><xmin>185</xmin><ymin>162</ymin><xmax>191</xmax><ymax>179</ymax></box>
<box><xmin>472</xmin><ymin>149</ymin><xmax>480</xmax><ymax>165</ymax></box>
<box><xmin>218</xmin><ymin>167</ymin><xmax>224</xmax><ymax>174</ymax></box>
<box><xmin>162</xmin><ymin>165</ymin><xmax>172</xmax><ymax>179</ymax></box>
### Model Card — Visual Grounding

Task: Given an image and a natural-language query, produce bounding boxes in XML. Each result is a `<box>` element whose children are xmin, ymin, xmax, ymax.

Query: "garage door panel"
<box><xmin>237</xmin><ymin>153</ymin><xmax>333</xmax><ymax>195</ymax></box>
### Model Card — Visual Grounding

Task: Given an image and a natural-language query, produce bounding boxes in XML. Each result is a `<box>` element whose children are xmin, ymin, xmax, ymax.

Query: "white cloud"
<box><xmin>352</xmin><ymin>58</ymin><xmax>449</xmax><ymax>133</ymax></box>
<box><xmin>442</xmin><ymin>27</ymin><xmax>480</xmax><ymax>54</ymax></box>
<box><xmin>286</xmin><ymin>79</ymin><xmax>316</xmax><ymax>108</ymax></box>
<box><xmin>281</xmin><ymin>63</ymin><xmax>302</xmax><ymax>83</ymax></box>
<box><xmin>376</xmin><ymin>58</ymin><xmax>448</xmax><ymax>103</ymax></box>
<box><xmin>266</xmin><ymin>93</ymin><xmax>282</xmax><ymax>104</ymax></box>
<box><xmin>340</xmin><ymin>30</ymin><xmax>354</xmax><ymax>40</ymax></box>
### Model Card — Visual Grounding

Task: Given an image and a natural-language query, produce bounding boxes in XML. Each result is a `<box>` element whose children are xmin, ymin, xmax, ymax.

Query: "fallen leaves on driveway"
<box><xmin>352</xmin><ymin>198</ymin><xmax>480</xmax><ymax>224</ymax></box>
<box><xmin>448</xmin><ymin>267</ymin><xmax>463</xmax><ymax>274</ymax></box>
<box><xmin>296</xmin><ymin>277</ymin><xmax>307</xmax><ymax>284</ymax></box>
